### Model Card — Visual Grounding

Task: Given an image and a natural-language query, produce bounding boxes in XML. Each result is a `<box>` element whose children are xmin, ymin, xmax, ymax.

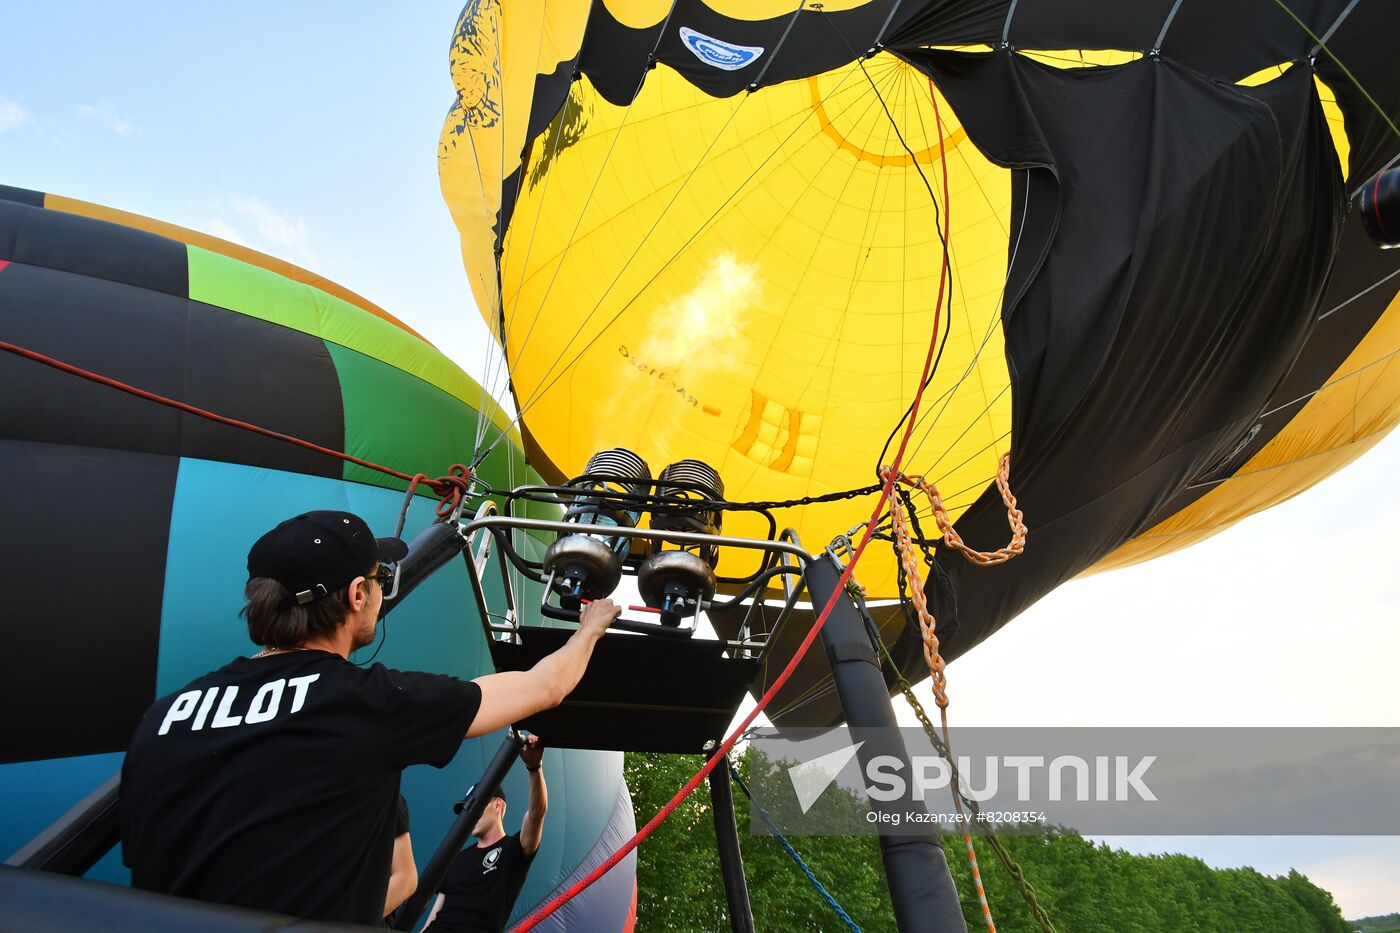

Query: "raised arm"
<box><xmin>423</xmin><ymin>893</ymin><xmax>445</xmax><ymax>929</ymax></box>
<box><xmin>519</xmin><ymin>736</ymin><xmax>548</xmax><ymax>856</ymax></box>
<box><xmin>467</xmin><ymin>599</ymin><xmax>619</xmax><ymax>738</ymax></box>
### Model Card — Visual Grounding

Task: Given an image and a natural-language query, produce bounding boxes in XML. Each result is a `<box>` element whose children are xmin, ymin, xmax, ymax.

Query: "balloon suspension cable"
<box><xmin>842</xmin><ymin>41</ymin><xmax>1019</xmax><ymax>932</ymax></box>
<box><xmin>0</xmin><ymin>340</ymin><xmax>473</xmax><ymax>515</ymax></box>
<box><xmin>728</xmin><ymin>762</ymin><xmax>863</xmax><ymax>933</ymax></box>
<box><xmin>874</xmin><ymin>74</ymin><xmax>956</xmax><ymax>474</ymax></box>
<box><xmin>507</xmin><ymin>118</ymin><xmax>954</xmax><ymax>933</ymax></box>
<box><xmin>509</xmin><ymin>40</ymin><xmax>1012</xmax><ymax>930</ymax></box>
<box><xmin>819</xmin><ymin>9</ymin><xmax>960</xmax><ymax>478</ymax></box>
<box><xmin>478</xmin><ymin>42</ymin><xmax>886</xmax><ymax>468</ymax></box>
<box><xmin>1271</xmin><ymin>0</ymin><xmax>1400</xmax><ymax>147</ymax></box>
<box><xmin>474</xmin><ymin>0</ymin><xmax>688</xmax><ymax>461</ymax></box>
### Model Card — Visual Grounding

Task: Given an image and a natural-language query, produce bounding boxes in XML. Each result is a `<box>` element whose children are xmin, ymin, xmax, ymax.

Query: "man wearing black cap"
<box><xmin>120</xmin><ymin>510</ymin><xmax>619</xmax><ymax>926</ymax></box>
<box><xmin>423</xmin><ymin>736</ymin><xmax>548</xmax><ymax>933</ymax></box>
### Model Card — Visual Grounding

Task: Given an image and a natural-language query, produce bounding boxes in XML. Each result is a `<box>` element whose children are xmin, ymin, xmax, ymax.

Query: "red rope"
<box><xmin>1374</xmin><ymin>172</ymin><xmax>1391</xmax><ymax>239</ymax></box>
<box><xmin>508</xmin><ymin>118</ymin><xmax>954</xmax><ymax>933</ymax></box>
<box><xmin>402</xmin><ymin>467</ymin><xmax>475</xmax><ymax>520</ymax></box>
<box><xmin>0</xmin><ymin>339</ymin><xmax>469</xmax><ymax>500</ymax></box>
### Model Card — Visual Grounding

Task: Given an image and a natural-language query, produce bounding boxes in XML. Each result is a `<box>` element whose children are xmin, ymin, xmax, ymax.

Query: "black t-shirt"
<box><xmin>429</xmin><ymin>833</ymin><xmax>536</xmax><ymax>933</ymax></box>
<box><xmin>120</xmin><ymin>650</ymin><xmax>481</xmax><ymax>925</ymax></box>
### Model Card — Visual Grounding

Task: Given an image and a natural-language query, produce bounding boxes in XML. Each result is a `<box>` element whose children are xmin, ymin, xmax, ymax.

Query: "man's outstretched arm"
<box><xmin>519</xmin><ymin>736</ymin><xmax>547</xmax><ymax>856</ymax></box>
<box><xmin>468</xmin><ymin>599</ymin><xmax>619</xmax><ymax>738</ymax></box>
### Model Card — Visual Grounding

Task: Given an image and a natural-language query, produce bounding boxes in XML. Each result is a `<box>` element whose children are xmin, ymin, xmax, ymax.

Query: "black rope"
<box><xmin>497</xmin><ymin>481</ymin><xmax>884</xmax><ymax>513</ymax></box>
<box><xmin>355</xmin><ymin>612</ymin><xmax>390</xmax><ymax>668</ymax></box>
<box><xmin>728</xmin><ymin>763</ymin><xmax>863</xmax><ymax>932</ymax></box>
<box><xmin>816</xmin><ymin>16</ymin><xmax>960</xmax><ymax>479</ymax></box>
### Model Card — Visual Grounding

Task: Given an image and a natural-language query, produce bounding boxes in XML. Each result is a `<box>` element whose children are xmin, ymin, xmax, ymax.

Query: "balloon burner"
<box><xmin>542</xmin><ymin>447</ymin><xmax>651</xmax><ymax>605</ymax></box>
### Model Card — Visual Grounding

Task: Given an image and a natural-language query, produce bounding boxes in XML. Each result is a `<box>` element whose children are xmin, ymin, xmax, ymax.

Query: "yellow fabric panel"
<box><xmin>602</xmin><ymin>0</ymin><xmax>878</xmax><ymax>28</ymax></box>
<box><xmin>1017</xmin><ymin>49</ymin><xmax>1143</xmax><ymax>68</ymax></box>
<box><xmin>1314</xmin><ymin>75</ymin><xmax>1349</xmax><ymax>182</ymax></box>
<box><xmin>440</xmin><ymin>21</ymin><xmax>1385</xmax><ymax>600</ymax></box>
<box><xmin>440</xmin><ymin>0</ymin><xmax>590</xmax><ymax>328</ymax></box>
<box><xmin>1089</xmin><ymin>288</ymin><xmax>1400</xmax><ymax>574</ymax></box>
<box><xmin>936</xmin><ymin>47</ymin><xmax>1139</xmax><ymax>65</ymax></box>
<box><xmin>1235</xmin><ymin>66</ymin><xmax>1349</xmax><ymax>181</ymax></box>
<box><xmin>43</xmin><ymin>194</ymin><xmax>426</xmax><ymax>341</ymax></box>
<box><xmin>601</xmin><ymin>0</ymin><xmax>673</xmax><ymax>29</ymax></box>
<box><xmin>487</xmin><ymin>55</ymin><xmax>1013</xmax><ymax>595</ymax></box>
<box><xmin>701</xmin><ymin>0</ymin><xmax>878</xmax><ymax>17</ymax></box>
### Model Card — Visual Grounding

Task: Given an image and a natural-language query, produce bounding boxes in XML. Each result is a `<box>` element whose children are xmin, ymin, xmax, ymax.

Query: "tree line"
<box><xmin>625</xmin><ymin>751</ymin><xmax>1350</xmax><ymax>932</ymax></box>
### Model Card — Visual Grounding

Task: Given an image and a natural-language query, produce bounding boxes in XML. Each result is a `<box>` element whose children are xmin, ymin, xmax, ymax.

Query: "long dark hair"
<box><xmin>241</xmin><ymin>577</ymin><xmax>353</xmax><ymax>647</ymax></box>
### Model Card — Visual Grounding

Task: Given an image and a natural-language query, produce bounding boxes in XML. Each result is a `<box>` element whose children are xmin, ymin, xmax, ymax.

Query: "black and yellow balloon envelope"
<box><xmin>441</xmin><ymin>1</ymin><xmax>1400</xmax><ymax>723</ymax></box>
<box><xmin>0</xmin><ymin>187</ymin><xmax>636</xmax><ymax>929</ymax></box>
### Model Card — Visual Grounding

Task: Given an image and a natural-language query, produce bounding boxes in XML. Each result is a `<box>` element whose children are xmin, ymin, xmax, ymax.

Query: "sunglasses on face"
<box><xmin>372</xmin><ymin>563</ymin><xmax>401</xmax><ymax>601</ymax></box>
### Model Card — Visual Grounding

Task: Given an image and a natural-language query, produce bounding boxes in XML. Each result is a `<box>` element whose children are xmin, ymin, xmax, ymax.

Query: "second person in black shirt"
<box><xmin>425</xmin><ymin>735</ymin><xmax>548</xmax><ymax>933</ymax></box>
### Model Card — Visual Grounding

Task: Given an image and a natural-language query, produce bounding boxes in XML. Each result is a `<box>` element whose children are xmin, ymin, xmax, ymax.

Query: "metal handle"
<box><xmin>538</xmin><ymin>603</ymin><xmax>695</xmax><ymax>639</ymax></box>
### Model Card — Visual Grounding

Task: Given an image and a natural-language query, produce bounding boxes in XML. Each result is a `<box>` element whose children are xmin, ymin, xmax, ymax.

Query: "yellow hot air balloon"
<box><xmin>440</xmin><ymin>0</ymin><xmax>1400</xmax><ymax>723</ymax></box>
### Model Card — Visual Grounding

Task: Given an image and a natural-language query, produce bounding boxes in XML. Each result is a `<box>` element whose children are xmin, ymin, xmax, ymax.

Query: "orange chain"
<box><xmin>879</xmin><ymin>452</ymin><xmax>1025</xmax><ymax>708</ymax></box>
<box><xmin>879</xmin><ymin>453</ymin><xmax>1025</xmax><ymax>933</ymax></box>
<box><xmin>888</xmin><ymin>452</ymin><xmax>1026</xmax><ymax>566</ymax></box>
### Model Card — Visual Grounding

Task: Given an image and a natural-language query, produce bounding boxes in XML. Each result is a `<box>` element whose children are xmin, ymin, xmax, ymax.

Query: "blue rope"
<box><xmin>729</xmin><ymin>763</ymin><xmax>863</xmax><ymax>933</ymax></box>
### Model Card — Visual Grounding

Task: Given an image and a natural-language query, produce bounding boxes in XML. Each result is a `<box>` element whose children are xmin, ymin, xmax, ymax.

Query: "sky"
<box><xmin>4</xmin><ymin>1</ymin><xmax>1398</xmax><ymax>920</ymax></box>
<box><xmin>898</xmin><ymin>430</ymin><xmax>1400</xmax><ymax>919</ymax></box>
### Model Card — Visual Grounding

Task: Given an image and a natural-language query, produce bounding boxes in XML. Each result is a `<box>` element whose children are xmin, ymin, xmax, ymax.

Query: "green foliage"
<box><xmin>1351</xmin><ymin>912</ymin><xmax>1400</xmax><ymax>932</ymax></box>
<box><xmin>1280</xmin><ymin>869</ymin><xmax>1351</xmax><ymax>933</ymax></box>
<box><xmin>625</xmin><ymin>750</ymin><xmax>1353</xmax><ymax>933</ymax></box>
<box><xmin>625</xmin><ymin>749</ymin><xmax>895</xmax><ymax>932</ymax></box>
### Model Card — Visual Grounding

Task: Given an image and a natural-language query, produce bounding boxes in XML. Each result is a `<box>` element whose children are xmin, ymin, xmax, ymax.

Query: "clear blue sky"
<box><xmin>0</xmin><ymin>0</ymin><xmax>496</xmax><ymax>373</ymax></box>
<box><xmin>5</xmin><ymin>2</ymin><xmax>1399</xmax><ymax>920</ymax></box>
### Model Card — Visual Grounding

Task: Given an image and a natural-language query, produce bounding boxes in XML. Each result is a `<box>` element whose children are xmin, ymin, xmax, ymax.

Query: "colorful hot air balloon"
<box><xmin>0</xmin><ymin>186</ymin><xmax>637</xmax><ymax>931</ymax></box>
<box><xmin>439</xmin><ymin>1</ymin><xmax>1400</xmax><ymax>724</ymax></box>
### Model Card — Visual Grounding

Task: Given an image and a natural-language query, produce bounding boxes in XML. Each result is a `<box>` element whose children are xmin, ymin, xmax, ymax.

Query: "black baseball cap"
<box><xmin>247</xmin><ymin>511</ymin><xmax>408</xmax><ymax>606</ymax></box>
<box><xmin>455</xmin><ymin>784</ymin><xmax>505</xmax><ymax>814</ymax></box>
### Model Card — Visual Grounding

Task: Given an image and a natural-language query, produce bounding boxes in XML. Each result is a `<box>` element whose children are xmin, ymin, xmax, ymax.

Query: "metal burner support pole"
<box><xmin>806</xmin><ymin>554</ymin><xmax>967</xmax><ymax>933</ymax></box>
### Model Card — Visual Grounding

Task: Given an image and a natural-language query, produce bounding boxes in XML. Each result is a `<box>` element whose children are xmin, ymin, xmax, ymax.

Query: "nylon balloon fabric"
<box><xmin>0</xmin><ymin>186</ymin><xmax>530</xmax><ymax>763</ymax></box>
<box><xmin>0</xmin><ymin>189</ymin><xmax>637</xmax><ymax>933</ymax></box>
<box><xmin>440</xmin><ymin>1</ymin><xmax>1400</xmax><ymax>726</ymax></box>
